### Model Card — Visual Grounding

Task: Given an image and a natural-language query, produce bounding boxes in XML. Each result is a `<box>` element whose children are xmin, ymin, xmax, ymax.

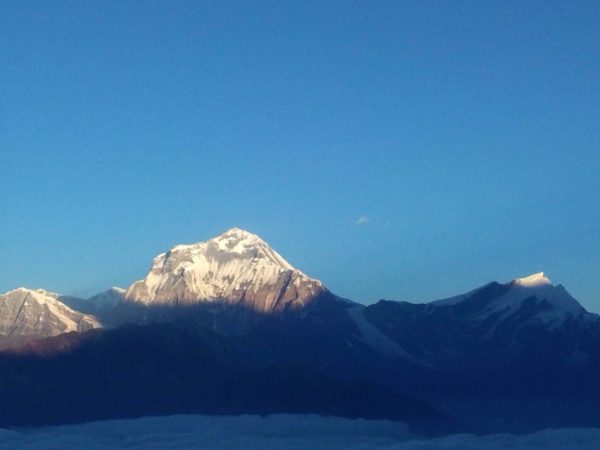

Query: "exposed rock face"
<box><xmin>0</xmin><ymin>288</ymin><xmax>101</xmax><ymax>349</ymax></box>
<box><xmin>124</xmin><ymin>228</ymin><xmax>326</xmax><ymax>313</ymax></box>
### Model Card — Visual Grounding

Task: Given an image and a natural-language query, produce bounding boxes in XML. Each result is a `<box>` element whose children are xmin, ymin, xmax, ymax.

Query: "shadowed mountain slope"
<box><xmin>3</xmin><ymin>230</ymin><xmax>600</xmax><ymax>434</ymax></box>
<box><xmin>0</xmin><ymin>321</ymin><xmax>462</xmax><ymax>436</ymax></box>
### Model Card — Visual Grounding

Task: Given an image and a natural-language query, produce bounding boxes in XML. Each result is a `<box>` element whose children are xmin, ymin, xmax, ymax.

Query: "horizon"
<box><xmin>3</xmin><ymin>225</ymin><xmax>592</xmax><ymax>313</ymax></box>
<box><xmin>2</xmin><ymin>1</ymin><xmax>598</xmax><ymax>310</ymax></box>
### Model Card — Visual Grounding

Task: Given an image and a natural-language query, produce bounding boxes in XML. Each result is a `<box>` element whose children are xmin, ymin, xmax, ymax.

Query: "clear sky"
<box><xmin>1</xmin><ymin>1</ymin><xmax>599</xmax><ymax>309</ymax></box>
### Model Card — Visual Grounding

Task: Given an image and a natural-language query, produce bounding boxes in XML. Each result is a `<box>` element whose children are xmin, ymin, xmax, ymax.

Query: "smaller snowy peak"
<box><xmin>503</xmin><ymin>273</ymin><xmax>586</xmax><ymax>322</ymax></box>
<box><xmin>512</xmin><ymin>272</ymin><xmax>552</xmax><ymax>287</ymax></box>
<box><xmin>0</xmin><ymin>287</ymin><xmax>102</xmax><ymax>348</ymax></box>
<box><xmin>429</xmin><ymin>273</ymin><xmax>587</xmax><ymax>326</ymax></box>
<box><xmin>88</xmin><ymin>287</ymin><xmax>125</xmax><ymax>308</ymax></box>
<box><xmin>56</xmin><ymin>287</ymin><xmax>126</xmax><ymax>321</ymax></box>
<box><xmin>97</xmin><ymin>286</ymin><xmax>126</xmax><ymax>297</ymax></box>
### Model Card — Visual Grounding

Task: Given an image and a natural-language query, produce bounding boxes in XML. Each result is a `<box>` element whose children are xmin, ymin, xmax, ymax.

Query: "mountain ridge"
<box><xmin>1</xmin><ymin>228</ymin><xmax>600</xmax><ymax>433</ymax></box>
<box><xmin>428</xmin><ymin>271</ymin><xmax>588</xmax><ymax>325</ymax></box>
<box><xmin>1</xmin><ymin>229</ymin><xmax>594</xmax><ymax>350</ymax></box>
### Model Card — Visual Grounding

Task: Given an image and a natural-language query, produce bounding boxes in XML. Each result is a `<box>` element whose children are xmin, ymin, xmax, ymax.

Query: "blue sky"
<box><xmin>2</xmin><ymin>1</ymin><xmax>599</xmax><ymax>309</ymax></box>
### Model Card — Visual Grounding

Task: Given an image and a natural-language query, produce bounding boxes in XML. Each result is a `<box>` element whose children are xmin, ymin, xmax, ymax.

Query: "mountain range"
<box><xmin>2</xmin><ymin>228</ymin><xmax>599</xmax><ymax>434</ymax></box>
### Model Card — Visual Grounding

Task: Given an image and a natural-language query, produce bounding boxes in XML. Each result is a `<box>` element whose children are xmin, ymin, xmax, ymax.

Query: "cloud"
<box><xmin>356</xmin><ymin>216</ymin><xmax>370</xmax><ymax>225</ymax></box>
<box><xmin>3</xmin><ymin>414</ymin><xmax>600</xmax><ymax>449</ymax></box>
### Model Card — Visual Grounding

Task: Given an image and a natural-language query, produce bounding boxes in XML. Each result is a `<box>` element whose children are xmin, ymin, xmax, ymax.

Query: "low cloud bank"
<box><xmin>1</xmin><ymin>414</ymin><xmax>599</xmax><ymax>449</ymax></box>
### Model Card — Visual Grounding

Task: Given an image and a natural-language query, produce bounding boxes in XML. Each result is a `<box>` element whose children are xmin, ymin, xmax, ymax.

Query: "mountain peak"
<box><xmin>7</xmin><ymin>287</ymin><xmax>61</xmax><ymax>303</ymax></box>
<box><xmin>212</xmin><ymin>228</ymin><xmax>266</xmax><ymax>254</ymax></box>
<box><xmin>169</xmin><ymin>228</ymin><xmax>294</xmax><ymax>271</ymax></box>
<box><xmin>512</xmin><ymin>272</ymin><xmax>552</xmax><ymax>288</ymax></box>
<box><xmin>10</xmin><ymin>286</ymin><xmax>56</xmax><ymax>295</ymax></box>
<box><xmin>124</xmin><ymin>228</ymin><xmax>325</xmax><ymax>312</ymax></box>
<box><xmin>431</xmin><ymin>272</ymin><xmax>586</xmax><ymax>326</ymax></box>
<box><xmin>179</xmin><ymin>227</ymin><xmax>258</xmax><ymax>249</ymax></box>
<box><xmin>0</xmin><ymin>287</ymin><xmax>101</xmax><ymax>349</ymax></box>
<box><xmin>218</xmin><ymin>227</ymin><xmax>256</xmax><ymax>238</ymax></box>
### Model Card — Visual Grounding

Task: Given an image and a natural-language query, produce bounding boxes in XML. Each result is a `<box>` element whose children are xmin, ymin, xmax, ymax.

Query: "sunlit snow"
<box><xmin>124</xmin><ymin>228</ymin><xmax>324</xmax><ymax>312</ymax></box>
<box><xmin>513</xmin><ymin>272</ymin><xmax>552</xmax><ymax>287</ymax></box>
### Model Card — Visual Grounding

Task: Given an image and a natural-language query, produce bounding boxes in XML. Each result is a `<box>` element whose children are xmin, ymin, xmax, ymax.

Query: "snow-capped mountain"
<box><xmin>3</xmin><ymin>240</ymin><xmax>600</xmax><ymax>433</ymax></box>
<box><xmin>0</xmin><ymin>288</ymin><xmax>101</xmax><ymax>349</ymax></box>
<box><xmin>362</xmin><ymin>271</ymin><xmax>597</xmax><ymax>368</ymax></box>
<box><xmin>430</xmin><ymin>272</ymin><xmax>588</xmax><ymax>326</ymax></box>
<box><xmin>86</xmin><ymin>287</ymin><xmax>126</xmax><ymax>310</ymax></box>
<box><xmin>124</xmin><ymin>228</ymin><xmax>327</xmax><ymax>313</ymax></box>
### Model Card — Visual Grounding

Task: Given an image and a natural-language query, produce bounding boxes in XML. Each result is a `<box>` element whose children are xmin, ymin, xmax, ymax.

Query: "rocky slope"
<box><xmin>0</xmin><ymin>288</ymin><xmax>101</xmax><ymax>349</ymax></box>
<box><xmin>124</xmin><ymin>228</ymin><xmax>328</xmax><ymax>313</ymax></box>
